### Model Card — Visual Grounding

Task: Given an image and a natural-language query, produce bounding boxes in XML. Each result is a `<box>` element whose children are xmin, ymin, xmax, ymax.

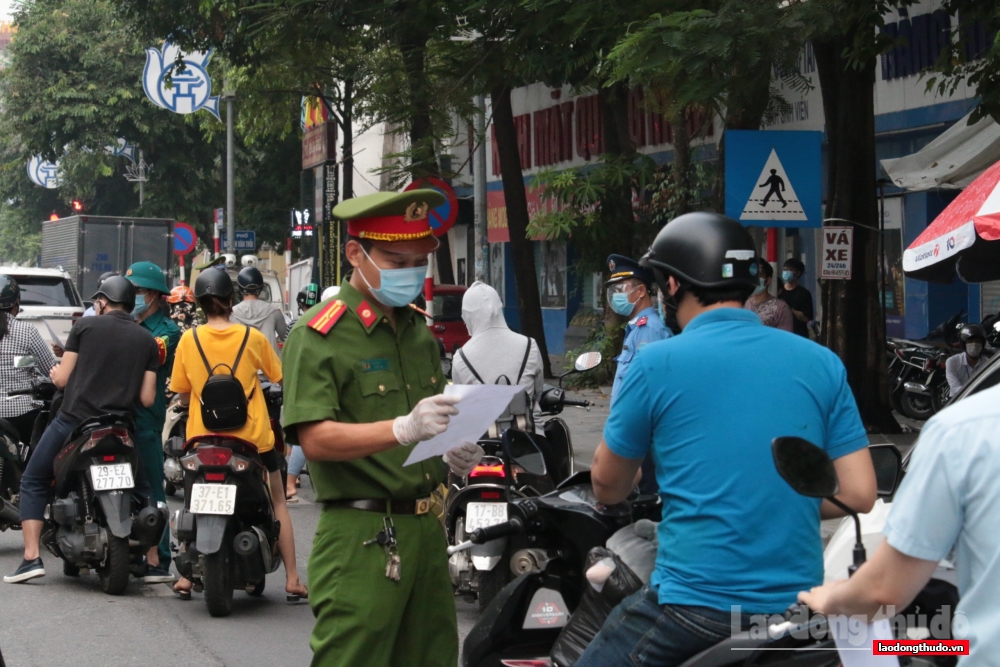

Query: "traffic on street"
<box><xmin>2</xmin><ymin>0</ymin><xmax>1000</xmax><ymax>665</ymax></box>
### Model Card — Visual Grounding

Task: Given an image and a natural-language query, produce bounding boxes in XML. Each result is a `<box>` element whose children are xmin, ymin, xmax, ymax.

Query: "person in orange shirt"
<box><xmin>169</xmin><ymin>268</ymin><xmax>307</xmax><ymax>599</ymax></box>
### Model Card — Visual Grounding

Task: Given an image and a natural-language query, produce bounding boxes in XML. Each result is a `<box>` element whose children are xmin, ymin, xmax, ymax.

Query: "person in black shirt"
<box><xmin>5</xmin><ymin>277</ymin><xmax>160</xmax><ymax>584</ymax></box>
<box><xmin>778</xmin><ymin>258</ymin><xmax>814</xmax><ymax>338</ymax></box>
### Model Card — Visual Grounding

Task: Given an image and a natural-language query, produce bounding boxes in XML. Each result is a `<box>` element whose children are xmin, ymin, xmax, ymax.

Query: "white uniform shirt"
<box><xmin>945</xmin><ymin>352</ymin><xmax>983</xmax><ymax>397</ymax></box>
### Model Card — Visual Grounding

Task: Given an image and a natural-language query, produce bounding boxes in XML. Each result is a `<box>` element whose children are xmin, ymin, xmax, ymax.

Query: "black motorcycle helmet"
<box><xmin>959</xmin><ymin>323</ymin><xmax>986</xmax><ymax>344</ymax></box>
<box><xmin>237</xmin><ymin>266</ymin><xmax>264</xmax><ymax>295</ymax></box>
<box><xmin>92</xmin><ymin>276</ymin><xmax>136</xmax><ymax>311</ymax></box>
<box><xmin>97</xmin><ymin>270</ymin><xmax>119</xmax><ymax>286</ymax></box>
<box><xmin>639</xmin><ymin>212</ymin><xmax>758</xmax><ymax>290</ymax></box>
<box><xmin>296</xmin><ymin>283</ymin><xmax>319</xmax><ymax>311</ymax></box>
<box><xmin>0</xmin><ymin>275</ymin><xmax>20</xmax><ymax>310</ymax></box>
<box><xmin>194</xmin><ymin>267</ymin><xmax>235</xmax><ymax>299</ymax></box>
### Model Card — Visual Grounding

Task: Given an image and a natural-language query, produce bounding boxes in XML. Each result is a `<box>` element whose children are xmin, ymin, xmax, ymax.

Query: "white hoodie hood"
<box><xmin>461</xmin><ymin>281</ymin><xmax>508</xmax><ymax>336</ymax></box>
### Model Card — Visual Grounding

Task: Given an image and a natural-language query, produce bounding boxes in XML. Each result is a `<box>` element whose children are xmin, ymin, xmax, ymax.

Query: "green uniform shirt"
<box><xmin>136</xmin><ymin>308</ymin><xmax>180</xmax><ymax>433</ymax></box>
<box><xmin>282</xmin><ymin>279</ymin><xmax>448</xmax><ymax>501</ymax></box>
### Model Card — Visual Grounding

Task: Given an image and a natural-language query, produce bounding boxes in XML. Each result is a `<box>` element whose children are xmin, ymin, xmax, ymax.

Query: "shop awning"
<box><xmin>903</xmin><ymin>159</ymin><xmax>1000</xmax><ymax>283</ymax></box>
<box><xmin>881</xmin><ymin>112</ymin><xmax>1000</xmax><ymax>191</ymax></box>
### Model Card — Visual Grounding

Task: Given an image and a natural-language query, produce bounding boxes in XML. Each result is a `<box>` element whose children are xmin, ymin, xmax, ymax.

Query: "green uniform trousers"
<box><xmin>135</xmin><ymin>428</ymin><xmax>170</xmax><ymax>567</ymax></box>
<box><xmin>308</xmin><ymin>506</ymin><xmax>458</xmax><ymax>667</ymax></box>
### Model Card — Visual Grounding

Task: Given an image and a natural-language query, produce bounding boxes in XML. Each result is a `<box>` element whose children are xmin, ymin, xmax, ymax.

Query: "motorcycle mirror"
<box><xmin>771</xmin><ymin>437</ymin><xmax>839</xmax><ymax>499</ymax></box>
<box><xmin>13</xmin><ymin>355</ymin><xmax>37</xmax><ymax>369</ymax></box>
<box><xmin>868</xmin><ymin>444</ymin><xmax>903</xmax><ymax>497</ymax></box>
<box><xmin>574</xmin><ymin>351</ymin><xmax>602</xmax><ymax>372</ymax></box>
<box><xmin>502</xmin><ymin>429</ymin><xmax>547</xmax><ymax>476</ymax></box>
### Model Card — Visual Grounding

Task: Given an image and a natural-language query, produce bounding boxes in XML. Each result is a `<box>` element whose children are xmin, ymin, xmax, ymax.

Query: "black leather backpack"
<box><xmin>192</xmin><ymin>326</ymin><xmax>254</xmax><ymax>431</ymax></box>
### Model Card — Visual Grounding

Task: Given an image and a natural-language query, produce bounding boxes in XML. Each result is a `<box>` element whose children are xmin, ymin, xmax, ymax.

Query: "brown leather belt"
<box><xmin>324</xmin><ymin>498</ymin><xmax>432</xmax><ymax>516</ymax></box>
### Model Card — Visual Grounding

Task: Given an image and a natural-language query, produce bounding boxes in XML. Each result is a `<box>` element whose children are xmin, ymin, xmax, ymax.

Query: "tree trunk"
<box><xmin>813</xmin><ymin>36</ymin><xmax>899</xmax><ymax>433</ymax></box>
<box><xmin>341</xmin><ymin>78</ymin><xmax>354</xmax><ymax>201</ymax></box>
<box><xmin>598</xmin><ymin>84</ymin><xmax>640</xmax><ymax>371</ymax></box>
<box><xmin>491</xmin><ymin>84</ymin><xmax>552</xmax><ymax>377</ymax></box>
<box><xmin>396</xmin><ymin>29</ymin><xmax>455</xmax><ymax>284</ymax></box>
<box><xmin>718</xmin><ymin>66</ymin><xmax>773</xmax><ymax>210</ymax></box>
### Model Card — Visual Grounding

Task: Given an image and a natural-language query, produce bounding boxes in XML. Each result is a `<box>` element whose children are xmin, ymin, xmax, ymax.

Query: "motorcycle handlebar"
<box><xmin>6</xmin><ymin>389</ymin><xmax>31</xmax><ymax>397</ymax></box>
<box><xmin>562</xmin><ymin>399</ymin><xmax>590</xmax><ymax>408</ymax></box>
<box><xmin>469</xmin><ymin>517</ymin><xmax>524</xmax><ymax>544</ymax></box>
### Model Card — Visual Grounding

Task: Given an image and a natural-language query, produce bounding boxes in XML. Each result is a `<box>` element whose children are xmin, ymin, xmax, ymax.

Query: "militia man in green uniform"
<box><xmin>126</xmin><ymin>261</ymin><xmax>181</xmax><ymax>582</ymax></box>
<box><xmin>282</xmin><ymin>189</ymin><xmax>484</xmax><ymax>667</ymax></box>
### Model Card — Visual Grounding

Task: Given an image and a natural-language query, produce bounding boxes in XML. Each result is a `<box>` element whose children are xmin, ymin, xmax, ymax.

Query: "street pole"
<box><xmin>225</xmin><ymin>89</ymin><xmax>236</xmax><ymax>255</ymax></box>
<box><xmin>473</xmin><ymin>94</ymin><xmax>489</xmax><ymax>283</ymax></box>
<box><xmin>138</xmin><ymin>150</ymin><xmax>145</xmax><ymax>206</ymax></box>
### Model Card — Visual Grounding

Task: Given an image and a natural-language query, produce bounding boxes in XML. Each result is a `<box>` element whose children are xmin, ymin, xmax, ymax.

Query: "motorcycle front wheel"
<box><xmin>98</xmin><ymin>536</ymin><xmax>130</xmax><ymax>595</ymax></box>
<box><xmin>204</xmin><ymin>541</ymin><xmax>235</xmax><ymax>617</ymax></box>
<box><xmin>901</xmin><ymin>392</ymin><xmax>935</xmax><ymax>420</ymax></box>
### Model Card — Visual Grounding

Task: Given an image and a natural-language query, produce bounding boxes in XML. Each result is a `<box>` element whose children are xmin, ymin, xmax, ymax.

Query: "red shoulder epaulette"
<box><xmin>356</xmin><ymin>300</ymin><xmax>378</xmax><ymax>328</ymax></box>
<box><xmin>308</xmin><ymin>300</ymin><xmax>348</xmax><ymax>335</ymax></box>
<box><xmin>636</xmin><ymin>316</ymin><xmax>648</xmax><ymax>326</ymax></box>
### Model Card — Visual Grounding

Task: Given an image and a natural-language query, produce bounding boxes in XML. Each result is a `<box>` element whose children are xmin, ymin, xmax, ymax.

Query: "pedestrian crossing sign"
<box><xmin>724</xmin><ymin>130</ymin><xmax>822</xmax><ymax>228</ymax></box>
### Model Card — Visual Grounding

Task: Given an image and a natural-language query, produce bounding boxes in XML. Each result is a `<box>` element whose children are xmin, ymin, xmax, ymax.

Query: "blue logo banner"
<box><xmin>143</xmin><ymin>41</ymin><xmax>221</xmax><ymax>120</ymax></box>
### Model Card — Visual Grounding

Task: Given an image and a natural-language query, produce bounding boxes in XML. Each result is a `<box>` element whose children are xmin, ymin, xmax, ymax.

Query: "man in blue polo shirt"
<box><xmin>578</xmin><ymin>212</ymin><xmax>878</xmax><ymax>666</ymax></box>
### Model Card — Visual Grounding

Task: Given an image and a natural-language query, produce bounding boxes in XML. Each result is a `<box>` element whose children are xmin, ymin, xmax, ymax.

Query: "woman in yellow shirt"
<box><xmin>169</xmin><ymin>269</ymin><xmax>307</xmax><ymax>599</ymax></box>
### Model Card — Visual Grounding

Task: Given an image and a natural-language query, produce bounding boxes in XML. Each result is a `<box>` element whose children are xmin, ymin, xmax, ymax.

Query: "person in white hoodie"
<box><xmin>452</xmin><ymin>281</ymin><xmax>544</xmax><ymax>406</ymax></box>
<box><xmin>231</xmin><ymin>266</ymin><xmax>287</xmax><ymax>353</ymax></box>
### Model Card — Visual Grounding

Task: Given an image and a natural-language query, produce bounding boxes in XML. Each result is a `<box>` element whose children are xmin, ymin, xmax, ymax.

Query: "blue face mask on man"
<box><xmin>609</xmin><ymin>291</ymin><xmax>637</xmax><ymax>317</ymax></box>
<box><xmin>781</xmin><ymin>270</ymin><xmax>795</xmax><ymax>284</ymax></box>
<box><xmin>132</xmin><ymin>293</ymin><xmax>149</xmax><ymax>319</ymax></box>
<box><xmin>358</xmin><ymin>247</ymin><xmax>427</xmax><ymax>308</ymax></box>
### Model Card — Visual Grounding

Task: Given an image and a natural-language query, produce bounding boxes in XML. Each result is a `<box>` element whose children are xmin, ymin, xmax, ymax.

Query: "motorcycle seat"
<box><xmin>675</xmin><ymin>631</ymin><xmax>766</xmax><ymax>667</ymax></box>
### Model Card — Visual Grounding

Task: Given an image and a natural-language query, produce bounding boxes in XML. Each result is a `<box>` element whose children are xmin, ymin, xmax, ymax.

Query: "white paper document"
<box><xmin>831</xmin><ymin>617</ymin><xmax>900</xmax><ymax>667</ymax></box>
<box><xmin>403</xmin><ymin>384</ymin><xmax>524</xmax><ymax>466</ymax></box>
<box><xmin>41</xmin><ymin>318</ymin><xmax>64</xmax><ymax>348</ymax></box>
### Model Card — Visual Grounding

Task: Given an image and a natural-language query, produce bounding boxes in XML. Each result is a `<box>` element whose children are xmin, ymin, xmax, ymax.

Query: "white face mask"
<box><xmin>966</xmin><ymin>342</ymin><xmax>983</xmax><ymax>358</ymax></box>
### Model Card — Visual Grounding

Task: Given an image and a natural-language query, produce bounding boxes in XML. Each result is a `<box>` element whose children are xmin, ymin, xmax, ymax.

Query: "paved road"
<box><xmin>0</xmin><ymin>389</ymin><xmax>920</xmax><ymax>666</ymax></box>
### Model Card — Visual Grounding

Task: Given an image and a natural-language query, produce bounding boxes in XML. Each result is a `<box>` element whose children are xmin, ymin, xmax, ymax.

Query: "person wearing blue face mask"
<box><xmin>606</xmin><ymin>254</ymin><xmax>671</xmax><ymax>495</ymax></box>
<box><xmin>281</xmin><ymin>189</ymin><xmax>483</xmax><ymax>667</ymax></box>
<box><xmin>125</xmin><ymin>261</ymin><xmax>180</xmax><ymax>583</ymax></box>
<box><xmin>778</xmin><ymin>257</ymin><xmax>814</xmax><ymax>338</ymax></box>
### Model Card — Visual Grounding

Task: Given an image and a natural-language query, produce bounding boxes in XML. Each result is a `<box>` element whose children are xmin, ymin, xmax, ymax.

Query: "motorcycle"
<box><xmin>457</xmin><ymin>435</ymin><xmax>956</xmax><ymax>667</ymax></box>
<box><xmin>0</xmin><ymin>356</ymin><xmax>58</xmax><ymax>532</ymax></box>
<box><xmin>39</xmin><ymin>414</ymin><xmax>167</xmax><ymax>595</ymax></box>
<box><xmin>170</xmin><ymin>433</ymin><xmax>283</xmax><ymax>617</ymax></box>
<box><xmin>446</xmin><ymin>352</ymin><xmax>600</xmax><ymax>611</ymax></box>
<box><xmin>895</xmin><ymin>344</ymin><xmax>951</xmax><ymax>420</ymax></box>
<box><xmin>161</xmin><ymin>396</ymin><xmax>187</xmax><ymax>497</ymax></box>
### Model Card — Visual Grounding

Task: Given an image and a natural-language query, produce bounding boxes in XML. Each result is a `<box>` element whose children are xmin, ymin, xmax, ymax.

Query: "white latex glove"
<box><xmin>444</xmin><ymin>442</ymin><xmax>484</xmax><ymax>477</ymax></box>
<box><xmin>392</xmin><ymin>394</ymin><xmax>461</xmax><ymax>444</ymax></box>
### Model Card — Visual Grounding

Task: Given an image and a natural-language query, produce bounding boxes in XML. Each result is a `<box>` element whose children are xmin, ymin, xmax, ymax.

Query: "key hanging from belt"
<box><xmin>363</xmin><ymin>516</ymin><xmax>401</xmax><ymax>582</ymax></box>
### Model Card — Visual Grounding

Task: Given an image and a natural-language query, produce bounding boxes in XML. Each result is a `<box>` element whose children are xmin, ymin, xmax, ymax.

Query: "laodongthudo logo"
<box><xmin>143</xmin><ymin>41</ymin><xmax>221</xmax><ymax>120</ymax></box>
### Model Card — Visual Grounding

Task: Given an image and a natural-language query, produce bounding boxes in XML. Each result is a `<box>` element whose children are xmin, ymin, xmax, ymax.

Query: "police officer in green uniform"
<box><xmin>126</xmin><ymin>261</ymin><xmax>181</xmax><ymax>582</ymax></box>
<box><xmin>282</xmin><ymin>190</ymin><xmax>484</xmax><ymax>667</ymax></box>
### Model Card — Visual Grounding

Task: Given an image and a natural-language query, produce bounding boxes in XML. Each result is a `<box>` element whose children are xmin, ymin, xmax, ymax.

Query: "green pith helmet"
<box><xmin>126</xmin><ymin>261</ymin><xmax>171</xmax><ymax>294</ymax></box>
<box><xmin>0</xmin><ymin>275</ymin><xmax>20</xmax><ymax>310</ymax></box>
<box><xmin>297</xmin><ymin>283</ymin><xmax>320</xmax><ymax>310</ymax></box>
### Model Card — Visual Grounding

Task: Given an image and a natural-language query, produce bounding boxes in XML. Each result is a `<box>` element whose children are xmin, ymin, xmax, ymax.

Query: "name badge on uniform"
<box><xmin>361</xmin><ymin>358</ymin><xmax>390</xmax><ymax>373</ymax></box>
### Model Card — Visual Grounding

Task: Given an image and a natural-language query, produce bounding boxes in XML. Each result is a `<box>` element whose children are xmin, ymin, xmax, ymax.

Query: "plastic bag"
<box><xmin>550</xmin><ymin>547</ymin><xmax>643</xmax><ymax>667</ymax></box>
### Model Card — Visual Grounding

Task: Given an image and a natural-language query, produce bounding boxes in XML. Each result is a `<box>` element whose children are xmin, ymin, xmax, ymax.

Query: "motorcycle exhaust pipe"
<box><xmin>233</xmin><ymin>530</ymin><xmax>266</xmax><ymax>584</ymax></box>
<box><xmin>0</xmin><ymin>497</ymin><xmax>20</xmax><ymax>525</ymax></box>
<box><xmin>903</xmin><ymin>381</ymin><xmax>931</xmax><ymax>396</ymax></box>
<box><xmin>131</xmin><ymin>506</ymin><xmax>166</xmax><ymax>547</ymax></box>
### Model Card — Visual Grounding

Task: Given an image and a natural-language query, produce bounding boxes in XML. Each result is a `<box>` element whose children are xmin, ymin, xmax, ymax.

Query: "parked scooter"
<box><xmin>170</xmin><ymin>433</ymin><xmax>282</xmax><ymax>617</ymax></box>
<box><xmin>446</xmin><ymin>352</ymin><xmax>599</xmax><ymax>611</ymax></box>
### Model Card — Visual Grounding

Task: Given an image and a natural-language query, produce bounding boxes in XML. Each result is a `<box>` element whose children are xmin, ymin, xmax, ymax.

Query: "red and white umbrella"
<box><xmin>903</xmin><ymin>159</ymin><xmax>1000</xmax><ymax>283</ymax></box>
